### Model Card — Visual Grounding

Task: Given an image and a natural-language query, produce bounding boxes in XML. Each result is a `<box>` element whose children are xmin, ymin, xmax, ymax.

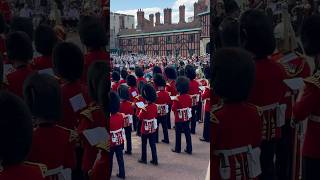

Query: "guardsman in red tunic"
<box><xmin>53</xmin><ymin>42</ymin><xmax>89</xmax><ymax>130</ymax></box>
<box><xmin>32</xmin><ymin>25</ymin><xmax>58</xmax><ymax>72</ymax></box>
<box><xmin>109</xmin><ymin>91</ymin><xmax>126</xmax><ymax>178</ymax></box>
<box><xmin>135</xmin><ymin>66</ymin><xmax>147</xmax><ymax>85</ymax></box>
<box><xmin>185</xmin><ymin>64</ymin><xmax>200</xmax><ymax>134</ymax></box>
<box><xmin>171</xmin><ymin>76</ymin><xmax>193</xmax><ymax>154</ymax></box>
<box><xmin>136</xmin><ymin>80</ymin><xmax>147</xmax><ymax>136</ymax></box>
<box><xmin>111</xmin><ymin>71</ymin><xmax>120</xmax><ymax>91</ymax></box>
<box><xmin>5</xmin><ymin>31</ymin><xmax>34</xmax><ymax>98</ymax></box>
<box><xmin>154</xmin><ymin>74</ymin><xmax>171</xmax><ymax>143</ymax></box>
<box><xmin>164</xmin><ymin>66</ymin><xmax>178</xmax><ymax>129</ymax></box>
<box><xmin>137</xmin><ymin>84</ymin><xmax>158</xmax><ymax>165</ymax></box>
<box><xmin>126</xmin><ymin>74</ymin><xmax>139</xmax><ymax>131</ymax></box>
<box><xmin>272</xmin><ymin>20</ymin><xmax>312</xmax><ymax>180</ymax></box>
<box><xmin>79</xmin><ymin>16</ymin><xmax>109</xmax><ymax>84</ymax></box>
<box><xmin>0</xmin><ymin>0</ymin><xmax>12</xmax><ymax>23</ymax></box>
<box><xmin>292</xmin><ymin>15</ymin><xmax>320</xmax><ymax>180</ymax></box>
<box><xmin>0</xmin><ymin>91</ymin><xmax>46</xmax><ymax>180</ymax></box>
<box><xmin>78</xmin><ymin>61</ymin><xmax>108</xmax><ymax>176</ymax></box>
<box><xmin>240</xmin><ymin>10</ymin><xmax>287</xmax><ymax>180</ymax></box>
<box><xmin>118</xmin><ymin>84</ymin><xmax>134</xmax><ymax>154</ymax></box>
<box><xmin>24</xmin><ymin>73</ymin><xmax>77</xmax><ymax>173</ymax></box>
<box><xmin>120</xmin><ymin>68</ymin><xmax>128</xmax><ymax>84</ymax></box>
<box><xmin>211</xmin><ymin>48</ymin><xmax>263</xmax><ymax>180</ymax></box>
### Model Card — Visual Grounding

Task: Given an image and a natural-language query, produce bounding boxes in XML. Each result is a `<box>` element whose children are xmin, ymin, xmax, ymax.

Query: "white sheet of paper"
<box><xmin>38</xmin><ymin>68</ymin><xmax>54</xmax><ymax>76</ymax></box>
<box><xmin>131</xmin><ymin>91</ymin><xmax>137</xmax><ymax>97</ymax></box>
<box><xmin>60</xmin><ymin>168</ymin><xmax>72</xmax><ymax>180</ymax></box>
<box><xmin>283</xmin><ymin>78</ymin><xmax>305</xmax><ymax>90</ymax></box>
<box><xmin>82</xmin><ymin>127</ymin><xmax>108</xmax><ymax>146</ymax></box>
<box><xmin>170</xmin><ymin>96</ymin><xmax>177</xmax><ymax>101</ymax></box>
<box><xmin>199</xmin><ymin>86</ymin><xmax>205</xmax><ymax>91</ymax></box>
<box><xmin>136</xmin><ymin>101</ymin><xmax>145</xmax><ymax>109</ymax></box>
<box><xmin>69</xmin><ymin>93</ymin><xmax>87</xmax><ymax>112</ymax></box>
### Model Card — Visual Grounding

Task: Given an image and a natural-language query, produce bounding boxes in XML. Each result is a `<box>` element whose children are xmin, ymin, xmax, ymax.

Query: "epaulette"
<box><xmin>24</xmin><ymin>161</ymin><xmax>47</xmax><ymax>178</ymax></box>
<box><xmin>279</xmin><ymin>52</ymin><xmax>305</xmax><ymax>77</ymax></box>
<box><xmin>80</xmin><ymin>104</ymin><xmax>101</xmax><ymax>122</ymax></box>
<box><xmin>56</xmin><ymin>125</ymin><xmax>79</xmax><ymax>143</ymax></box>
<box><xmin>304</xmin><ymin>70</ymin><xmax>320</xmax><ymax>89</ymax></box>
<box><xmin>210</xmin><ymin>103</ymin><xmax>224</xmax><ymax>124</ymax></box>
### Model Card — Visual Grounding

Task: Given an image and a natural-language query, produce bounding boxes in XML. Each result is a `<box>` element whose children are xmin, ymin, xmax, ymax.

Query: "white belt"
<box><xmin>144</xmin><ymin>118</ymin><xmax>156</xmax><ymax>123</ymax></box>
<box><xmin>310</xmin><ymin>115</ymin><xmax>320</xmax><ymax>123</ymax></box>
<box><xmin>111</xmin><ymin>128</ymin><xmax>124</xmax><ymax>134</ymax></box>
<box><xmin>214</xmin><ymin>146</ymin><xmax>250</xmax><ymax>157</ymax></box>
<box><xmin>260</xmin><ymin>103</ymin><xmax>279</xmax><ymax>111</ymax></box>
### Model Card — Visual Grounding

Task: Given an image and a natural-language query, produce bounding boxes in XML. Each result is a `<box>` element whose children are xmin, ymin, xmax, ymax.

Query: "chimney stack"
<box><xmin>179</xmin><ymin>5</ymin><xmax>185</xmax><ymax>23</ymax></box>
<box><xmin>155</xmin><ymin>12</ymin><xmax>160</xmax><ymax>26</ymax></box>
<box><xmin>149</xmin><ymin>14</ymin><xmax>154</xmax><ymax>26</ymax></box>
<box><xmin>137</xmin><ymin>9</ymin><xmax>145</xmax><ymax>29</ymax></box>
<box><xmin>164</xmin><ymin>8</ymin><xmax>172</xmax><ymax>25</ymax></box>
<box><xmin>194</xmin><ymin>3</ymin><xmax>198</xmax><ymax>18</ymax></box>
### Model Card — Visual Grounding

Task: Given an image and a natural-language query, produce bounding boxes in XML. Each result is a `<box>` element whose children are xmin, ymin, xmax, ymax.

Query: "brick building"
<box><xmin>117</xmin><ymin>0</ymin><xmax>210</xmax><ymax>57</ymax></box>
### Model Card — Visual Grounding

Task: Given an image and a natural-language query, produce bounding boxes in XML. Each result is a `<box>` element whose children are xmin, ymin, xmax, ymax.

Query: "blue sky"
<box><xmin>111</xmin><ymin>0</ymin><xmax>199</xmax><ymax>24</ymax></box>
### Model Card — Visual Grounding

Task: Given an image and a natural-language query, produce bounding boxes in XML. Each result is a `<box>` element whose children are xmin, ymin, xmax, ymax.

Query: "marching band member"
<box><xmin>5</xmin><ymin>31</ymin><xmax>34</xmax><ymax>98</ymax></box>
<box><xmin>211</xmin><ymin>47</ymin><xmax>263</xmax><ymax>180</ymax></box>
<box><xmin>185</xmin><ymin>64</ymin><xmax>200</xmax><ymax>134</ymax></box>
<box><xmin>164</xmin><ymin>66</ymin><xmax>178</xmax><ymax>129</ymax></box>
<box><xmin>118</xmin><ymin>84</ymin><xmax>134</xmax><ymax>154</ymax></box>
<box><xmin>0</xmin><ymin>91</ymin><xmax>46</xmax><ymax>180</ymax></box>
<box><xmin>120</xmin><ymin>68</ymin><xmax>128</xmax><ymax>84</ymax></box>
<box><xmin>154</xmin><ymin>74</ymin><xmax>171</xmax><ymax>144</ymax></box>
<box><xmin>32</xmin><ymin>25</ymin><xmax>58</xmax><ymax>71</ymax></box>
<box><xmin>109</xmin><ymin>91</ymin><xmax>126</xmax><ymax>178</ymax></box>
<box><xmin>111</xmin><ymin>70</ymin><xmax>120</xmax><ymax>91</ymax></box>
<box><xmin>78</xmin><ymin>16</ymin><xmax>109</xmax><ymax>83</ymax></box>
<box><xmin>126</xmin><ymin>74</ymin><xmax>139</xmax><ymax>132</ymax></box>
<box><xmin>24</xmin><ymin>73</ymin><xmax>76</xmax><ymax>175</ymax></box>
<box><xmin>135</xmin><ymin>66</ymin><xmax>147</xmax><ymax>85</ymax></box>
<box><xmin>137</xmin><ymin>84</ymin><xmax>159</xmax><ymax>165</ymax></box>
<box><xmin>240</xmin><ymin>10</ymin><xmax>288</xmax><ymax>180</ymax></box>
<box><xmin>171</xmin><ymin>76</ymin><xmax>193</xmax><ymax>154</ymax></box>
<box><xmin>292</xmin><ymin>15</ymin><xmax>320</xmax><ymax>180</ymax></box>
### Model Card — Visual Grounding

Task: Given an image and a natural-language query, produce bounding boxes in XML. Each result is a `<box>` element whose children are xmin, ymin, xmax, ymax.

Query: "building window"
<box><xmin>138</xmin><ymin>38</ymin><xmax>143</xmax><ymax>45</ymax></box>
<box><xmin>166</xmin><ymin>50</ymin><xmax>172</xmax><ymax>56</ymax></box>
<box><xmin>154</xmin><ymin>37</ymin><xmax>159</xmax><ymax>44</ymax></box>
<box><xmin>155</xmin><ymin>50</ymin><xmax>159</xmax><ymax>55</ymax></box>
<box><xmin>128</xmin><ymin>39</ymin><xmax>132</xmax><ymax>45</ymax></box>
<box><xmin>188</xmin><ymin>34</ymin><xmax>195</xmax><ymax>43</ymax></box>
<box><xmin>166</xmin><ymin>36</ymin><xmax>172</xmax><ymax>44</ymax></box>
<box><xmin>189</xmin><ymin>49</ymin><xmax>195</xmax><ymax>57</ymax></box>
<box><xmin>175</xmin><ymin>35</ymin><xmax>180</xmax><ymax>44</ymax></box>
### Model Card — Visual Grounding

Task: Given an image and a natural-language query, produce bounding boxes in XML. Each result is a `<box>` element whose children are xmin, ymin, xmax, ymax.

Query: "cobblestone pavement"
<box><xmin>111</xmin><ymin>122</ymin><xmax>210</xmax><ymax>180</ymax></box>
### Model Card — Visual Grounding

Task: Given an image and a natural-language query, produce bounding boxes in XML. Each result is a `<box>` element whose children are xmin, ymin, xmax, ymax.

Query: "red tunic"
<box><xmin>156</xmin><ymin>89</ymin><xmax>171</xmax><ymax>105</ymax></box>
<box><xmin>83</xmin><ymin>50</ymin><xmax>109</xmax><ymax>83</ymax></box>
<box><xmin>6</xmin><ymin>65</ymin><xmax>34</xmax><ymax>98</ymax></box>
<box><xmin>119</xmin><ymin>100</ymin><xmax>134</xmax><ymax>127</ymax></box>
<box><xmin>211</xmin><ymin>103</ymin><xmax>262</xmax><ymax>180</ymax></box>
<box><xmin>109</xmin><ymin>112</ymin><xmax>125</xmax><ymax>147</ymax></box>
<box><xmin>90</xmin><ymin>151</ymin><xmax>108</xmax><ymax>180</ymax></box>
<box><xmin>59</xmin><ymin>81</ymin><xmax>90</xmax><ymax>130</ymax></box>
<box><xmin>247</xmin><ymin>58</ymin><xmax>287</xmax><ymax>140</ymax></box>
<box><xmin>77</xmin><ymin>103</ymin><xmax>106</xmax><ymax>172</ymax></box>
<box><xmin>111</xmin><ymin>81</ymin><xmax>120</xmax><ymax>92</ymax></box>
<box><xmin>188</xmin><ymin>79</ymin><xmax>200</xmax><ymax>95</ymax></box>
<box><xmin>0</xmin><ymin>0</ymin><xmax>12</xmax><ymax>22</ymax></box>
<box><xmin>136</xmin><ymin>77</ymin><xmax>147</xmax><ymax>85</ymax></box>
<box><xmin>0</xmin><ymin>162</ymin><xmax>46</xmax><ymax>180</ymax></box>
<box><xmin>165</xmin><ymin>80</ymin><xmax>177</xmax><ymax>96</ymax></box>
<box><xmin>27</xmin><ymin>125</ymin><xmax>76</xmax><ymax>170</ymax></box>
<box><xmin>138</xmin><ymin>103</ymin><xmax>158</xmax><ymax>134</ymax></box>
<box><xmin>172</xmin><ymin>94</ymin><xmax>192</xmax><ymax>123</ymax></box>
<box><xmin>293</xmin><ymin>71</ymin><xmax>320</xmax><ymax>159</ymax></box>
<box><xmin>128</xmin><ymin>86</ymin><xmax>139</xmax><ymax>102</ymax></box>
<box><xmin>31</xmin><ymin>56</ymin><xmax>53</xmax><ymax>71</ymax></box>
<box><xmin>202</xmin><ymin>87</ymin><xmax>212</xmax><ymax>112</ymax></box>
<box><xmin>119</xmin><ymin>79</ymin><xmax>126</xmax><ymax>84</ymax></box>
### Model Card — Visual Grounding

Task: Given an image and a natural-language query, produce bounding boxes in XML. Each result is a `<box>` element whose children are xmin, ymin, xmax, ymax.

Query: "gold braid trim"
<box><xmin>80</xmin><ymin>104</ymin><xmax>101</xmax><ymax>122</ymax></box>
<box><xmin>210</xmin><ymin>103</ymin><xmax>223</xmax><ymax>124</ymax></box>
<box><xmin>56</xmin><ymin>125</ymin><xmax>79</xmax><ymax>143</ymax></box>
<box><xmin>282</xmin><ymin>60</ymin><xmax>305</xmax><ymax>77</ymax></box>
<box><xmin>304</xmin><ymin>71</ymin><xmax>320</xmax><ymax>89</ymax></box>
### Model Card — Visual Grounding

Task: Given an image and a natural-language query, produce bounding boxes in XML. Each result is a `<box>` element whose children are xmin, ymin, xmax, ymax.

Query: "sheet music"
<box><xmin>82</xmin><ymin>127</ymin><xmax>108</xmax><ymax>146</ymax></box>
<box><xmin>69</xmin><ymin>93</ymin><xmax>87</xmax><ymax>112</ymax></box>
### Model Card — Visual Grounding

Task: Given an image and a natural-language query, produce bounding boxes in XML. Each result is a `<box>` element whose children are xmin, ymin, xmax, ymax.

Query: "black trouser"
<box><xmin>72</xmin><ymin>146</ymin><xmax>85</xmax><ymax>180</ymax></box>
<box><xmin>133</xmin><ymin>114</ymin><xmax>138</xmax><ymax>131</ymax></box>
<box><xmin>137</xmin><ymin>120</ymin><xmax>142</xmax><ymax>136</ymax></box>
<box><xmin>174</xmin><ymin>121</ymin><xmax>192</xmax><ymax>153</ymax></box>
<box><xmin>141</xmin><ymin>133</ymin><xmax>158</xmax><ymax>162</ymax></box>
<box><xmin>191</xmin><ymin>106</ymin><xmax>197</xmax><ymax>134</ymax></box>
<box><xmin>202</xmin><ymin>112</ymin><xmax>210</xmax><ymax>141</ymax></box>
<box><xmin>109</xmin><ymin>144</ymin><xmax>125</xmax><ymax>178</ymax></box>
<box><xmin>167</xmin><ymin>105</ymin><xmax>172</xmax><ymax>129</ymax></box>
<box><xmin>260</xmin><ymin>139</ymin><xmax>277</xmax><ymax>180</ymax></box>
<box><xmin>276</xmin><ymin>121</ymin><xmax>293</xmax><ymax>180</ymax></box>
<box><xmin>156</xmin><ymin>115</ymin><xmax>169</xmax><ymax>143</ymax></box>
<box><xmin>196</xmin><ymin>101</ymin><xmax>202</xmax><ymax>122</ymax></box>
<box><xmin>124</xmin><ymin>125</ymin><xmax>132</xmax><ymax>153</ymax></box>
<box><xmin>303</xmin><ymin>157</ymin><xmax>320</xmax><ymax>180</ymax></box>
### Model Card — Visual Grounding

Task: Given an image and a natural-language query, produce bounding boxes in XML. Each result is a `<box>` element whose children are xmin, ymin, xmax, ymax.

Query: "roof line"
<box><xmin>118</xmin><ymin>28</ymin><xmax>202</xmax><ymax>38</ymax></box>
<box><xmin>197</xmin><ymin>11</ymin><xmax>210</xmax><ymax>16</ymax></box>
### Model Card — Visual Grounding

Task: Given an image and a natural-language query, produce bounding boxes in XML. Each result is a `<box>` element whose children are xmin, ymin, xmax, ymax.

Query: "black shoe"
<box><xmin>125</xmin><ymin>151</ymin><xmax>132</xmax><ymax>155</ymax></box>
<box><xmin>150</xmin><ymin>160</ymin><xmax>158</xmax><ymax>165</ymax></box>
<box><xmin>138</xmin><ymin>159</ymin><xmax>147</xmax><ymax>164</ymax></box>
<box><xmin>184</xmin><ymin>149</ymin><xmax>192</xmax><ymax>155</ymax></box>
<box><xmin>117</xmin><ymin>174</ymin><xmax>125</xmax><ymax>179</ymax></box>
<box><xmin>199</xmin><ymin>137</ymin><xmax>209</xmax><ymax>142</ymax></box>
<box><xmin>162</xmin><ymin>139</ymin><xmax>169</xmax><ymax>144</ymax></box>
<box><xmin>171</xmin><ymin>149</ymin><xmax>180</xmax><ymax>153</ymax></box>
<box><xmin>155</xmin><ymin>141</ymin><xmax>159</xmax><ymax>143</ymax></box>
